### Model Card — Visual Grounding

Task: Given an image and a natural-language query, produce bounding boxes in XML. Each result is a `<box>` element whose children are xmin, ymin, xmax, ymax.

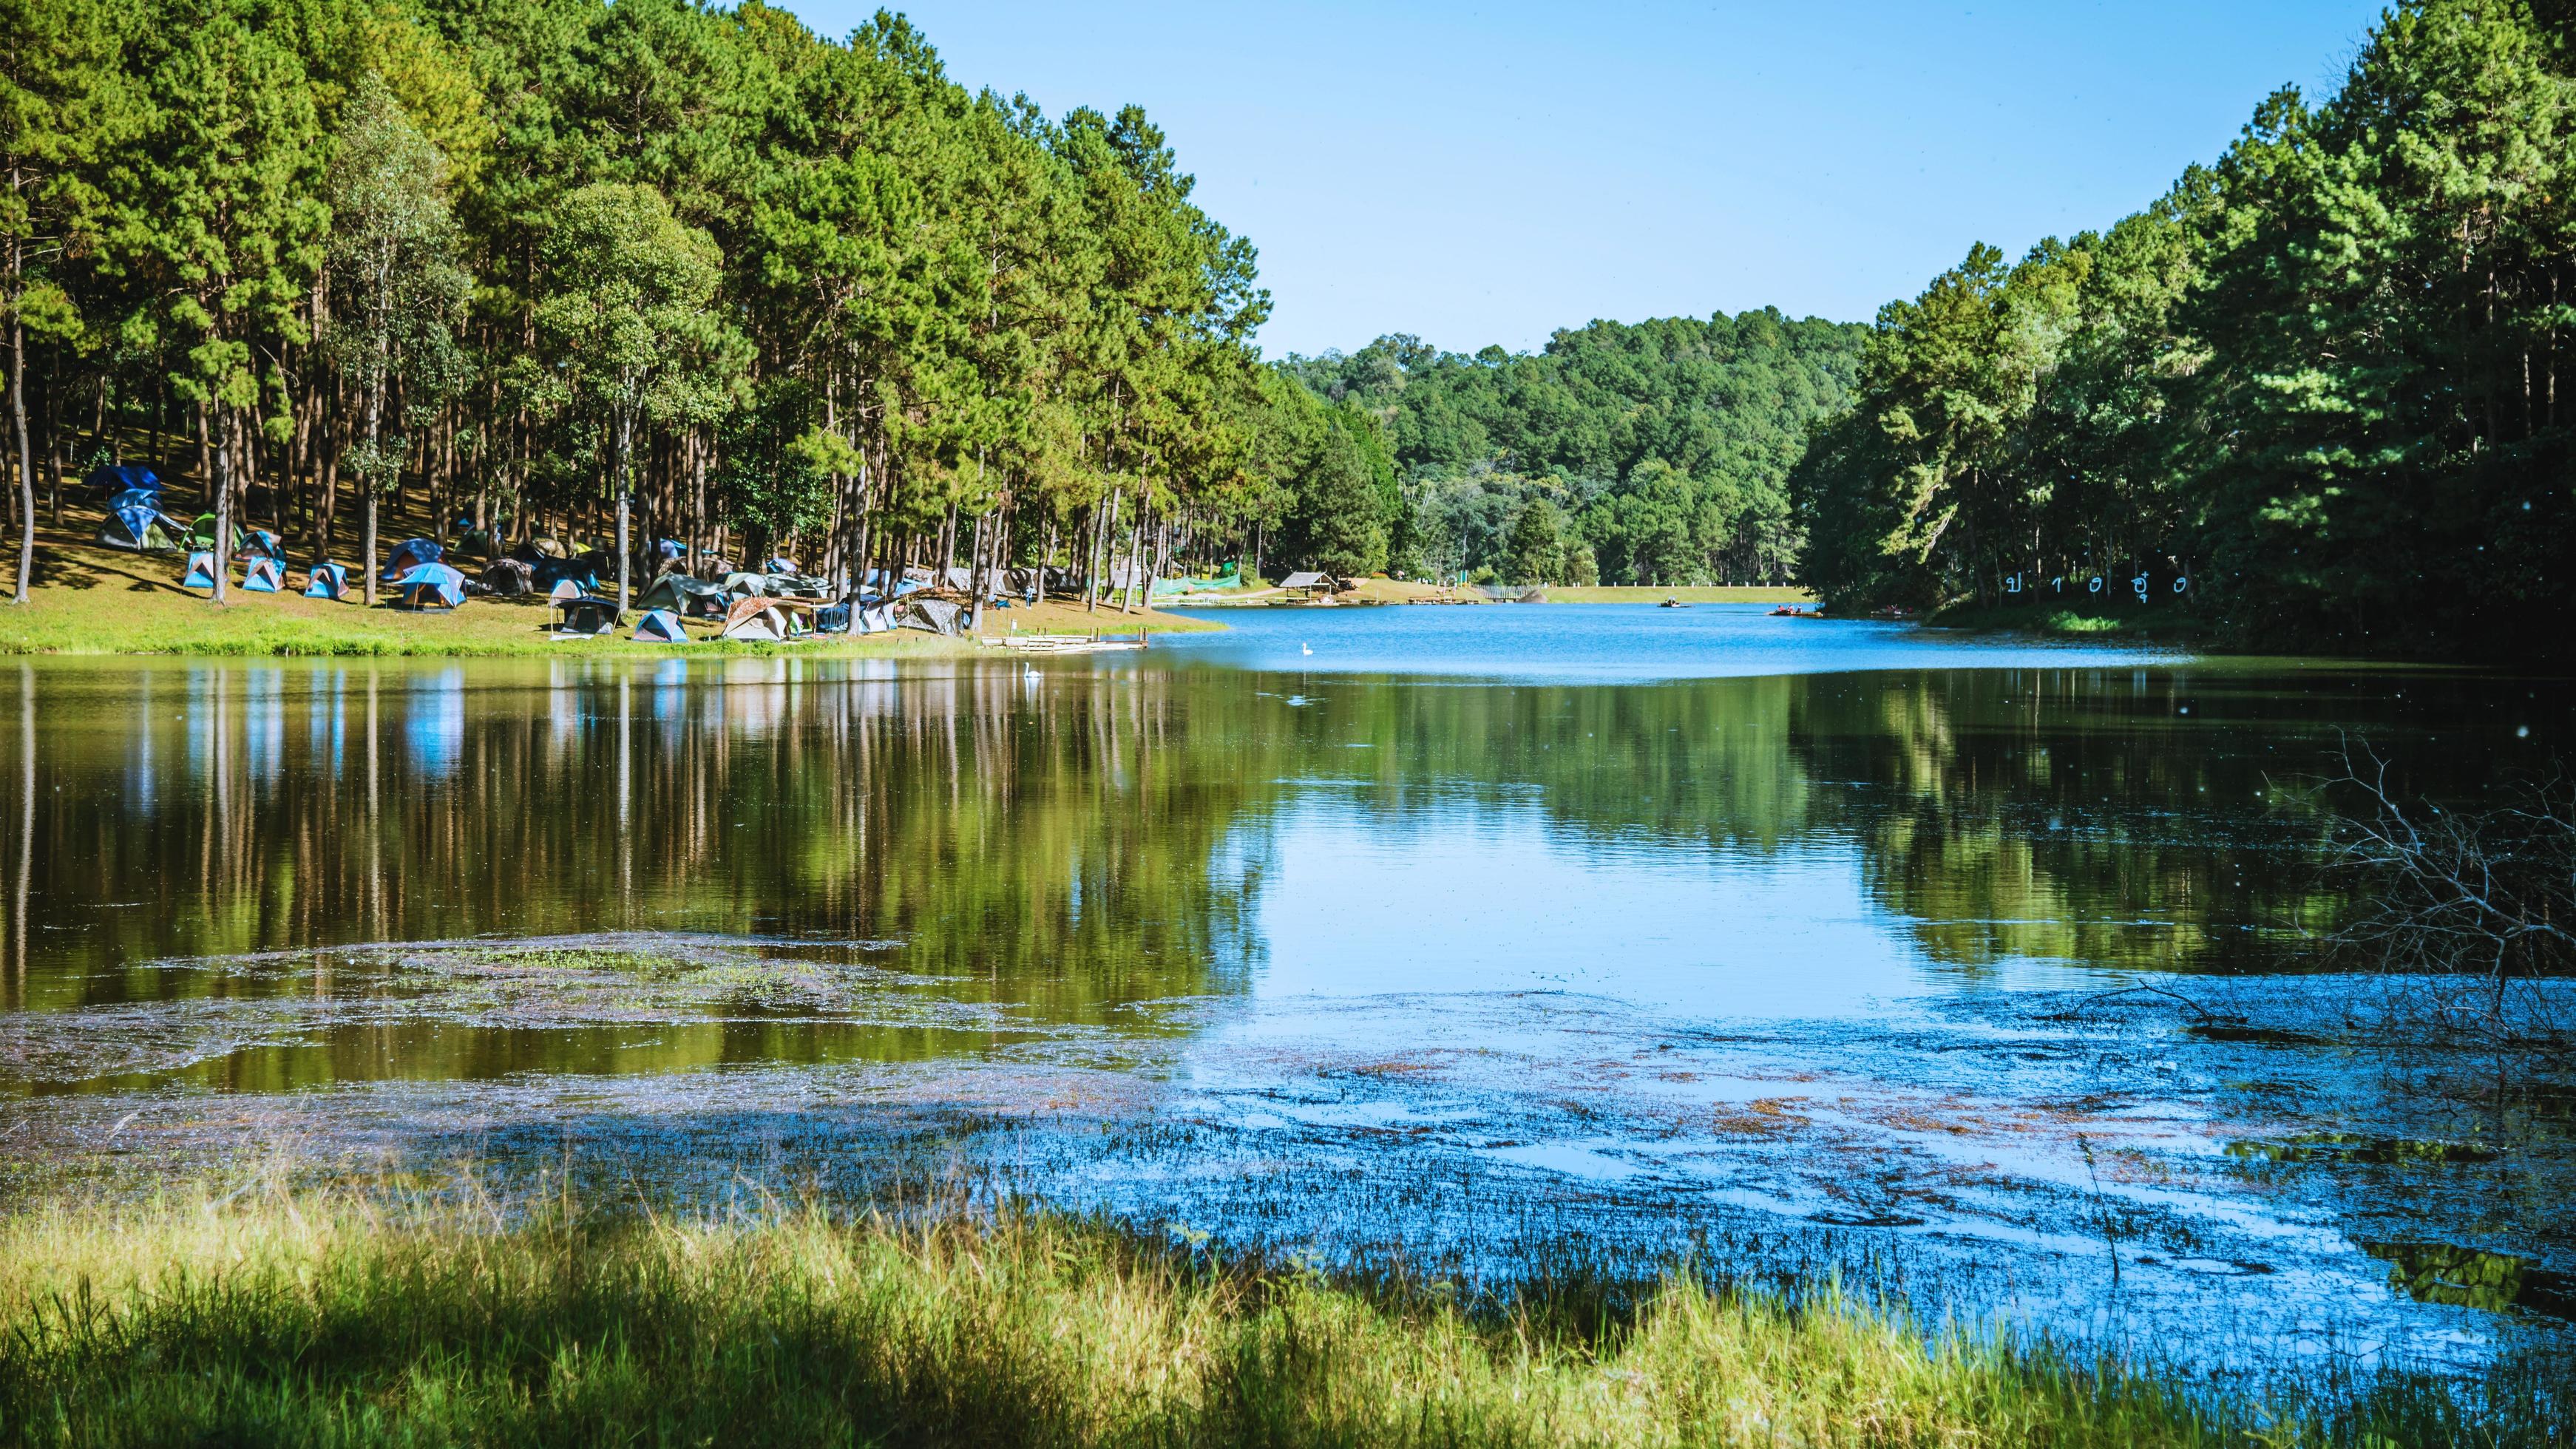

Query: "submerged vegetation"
<box><xmin>0</xmin><ymin>1185</ymin><xmax>2551</xmax><ymax>1448</ymax></box>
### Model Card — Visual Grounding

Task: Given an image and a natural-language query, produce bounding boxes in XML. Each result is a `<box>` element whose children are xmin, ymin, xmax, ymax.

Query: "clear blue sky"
<box><xmin>787</xmin><ymin>1</ymin><xmax>2385</xmax><ymax>358</ymax></box>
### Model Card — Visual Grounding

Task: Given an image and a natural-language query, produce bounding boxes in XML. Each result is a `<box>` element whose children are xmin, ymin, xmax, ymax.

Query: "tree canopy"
<box><xmin>0</xmin><ymin>0</ymin><xmax>1277</xmax><ymax>606</ymax></box>
<box><xmin>1281</xmin><ymin>312</ymin><xmax>1866</xmax><ymax>586</ymax></box>
<box><xmin>1793</xmin><ymin>0</ymin><xmax>2574</xmax><ymax>658</ymax></box>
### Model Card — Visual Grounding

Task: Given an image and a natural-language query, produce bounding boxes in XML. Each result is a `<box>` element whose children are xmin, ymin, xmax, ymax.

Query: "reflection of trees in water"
<box><xmin>1281</xmin><ymin>668</ymin><xmax>2436</xmax><ymax>976</ymax></box>
<box><xmin>11</xmin><ymin>659</ymin><xmax>2552</xmax><ymax>1033</ymax></box>
<box><xmin>7</xmin><ymin>661</ymin><xmax>1270</xmax><ymax>1025</ymax></box>
<box><xmin>1786</xmin><ymin>670</ymin><xmax>2371</xmax><ymax>974</ymax></box>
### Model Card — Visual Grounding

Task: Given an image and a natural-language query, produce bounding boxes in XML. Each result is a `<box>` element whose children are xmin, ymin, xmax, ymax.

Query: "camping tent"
<box><xmin>552</xmin><ymin>594</ymin><xmax>621</xmax><ymax>636</ymax></box>
<box><xmin>383</xmin><ymin>537</ymin><xmax>442</xmax><ymax>580</ymax></box>
<box><xmin>633</xmin><ymin>608</ymin><xmax>690</xmax><ymax>643</ymax></box>
<box><xmin>481</xmin><ymin>558</ymin><xmax>536</xmax><ymax>598</ymax></box>
<box><xmin>547</xmin><ymin>577</ymin><xmax>584</xmax><ymax>602</ymax></box>
<box><xmin>638</xmin><ymin>571</ymin><xmax>726</xmax><ymax>618</ymax></box>
<box><xmin>531</xmin><ymin>557</ymin><xmax>596</xmax><ymax>594</ymax></box>
<box><xmin>241</xmin><ymin>528</ymin><xmax>282</xmax><ymax>559</ymax></box>
<box><xmin>84</xmin><ymin>464</ymin><xmax>159</xmax><ymax>499</ymax></box>
<box><xmin>395</xmin><ymin>562</ymin><xmax>467</xmax><ymax>611</ymax></box>
<box><xmin>903</xmin><ymin>597</ymin><xmax>963</xmax><ymax>635</ymax></box>
<box><xmin>241</xmin><ymin>554</ymin><xmax>284</xmax><ymax>592</ymax></box>
<box><xmin>719</xmin><ymin>571</ymin><xmax>767</xmax><ymax>597</ymax></box>
<box><xmin>304</xmin><ymin>561</ymin><xmax>350</xmax><ymax>599</ymax></box>
<box><xmin>717</xmin><ymin>597</ymin><xmax>810</xmax><ymax>642</ymax></box>
<box><xmin>185</xmin><ymin>514</ymin><xmax>243</xmax><ymax>553</ymax></box>
<box><xmin>765</xmin><ymin>556</ymin><xmax>798</xmax><ymax>574</ymax></box>
<box><xmin>180</xmin><ymin>551</ymin><xmax>217</xmax><ymax>589</ymax></box>
<box><xmin>98</xmin><ymin>489</ymin><xmax>179</xmax><ymax>552</ymax></box>
<box><xmin>814</xmin><ymin>602</ymin><xmax>852</xmax><ymax>634</ymax></box>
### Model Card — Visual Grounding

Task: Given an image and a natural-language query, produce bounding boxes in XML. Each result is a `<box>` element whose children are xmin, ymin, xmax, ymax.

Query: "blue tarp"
<box><xmin>84</xmin><ymin>465</ymin><xmax>159</xmax><ymax>498</ymax></box>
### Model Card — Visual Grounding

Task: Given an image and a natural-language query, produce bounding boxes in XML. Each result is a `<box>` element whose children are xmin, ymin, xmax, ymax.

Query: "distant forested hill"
<box><xmin>1279</xmin><ymin>313</ymin><xmax>1865</xmax><ymax>587</ymax></box>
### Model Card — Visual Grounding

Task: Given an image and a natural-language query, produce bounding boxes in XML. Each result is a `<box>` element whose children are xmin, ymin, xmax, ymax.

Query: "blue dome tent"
<box><xmin>382</xmin><ymin>537</ymin><xmax>443</xmax><ymax>581</ymax></box>
<box><xmin>395</xmin><ymin>561</ymin><xmax>467</xmax><ymax>611</ymax></box>
<box><xmin>304</xmin><ymin>561</ymin><xmax>350</xmax><ymax>599</ymax></box>
<box><xmin>241</xmin><ymin>554</ymin><xmax>284</xmax><ymax>592</ymax></box>
<box><xmin>180</xmin><ymin>552</ymin><xmax>217</xmax><ymax>590</ymax></box>
<box><xmin>551</xmin><ymin>594</ymin><xmax>622</xmax><ymax>637</ymax></box>
<box><xmin>632</xmin><ymin>608</ymin><xmax>691</xmax><ymax>643</ymax></box>
<box><xmin>98</xmin><ymin>489</ymin><xmax>178</xmax><ymax>552</ymax></box>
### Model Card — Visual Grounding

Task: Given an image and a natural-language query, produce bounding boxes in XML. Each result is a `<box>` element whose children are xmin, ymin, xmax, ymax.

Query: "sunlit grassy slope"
<box><xmin>0</xmin><ymin>528</ymin><xmax>1216</xmax><ymax>657</ymax></box>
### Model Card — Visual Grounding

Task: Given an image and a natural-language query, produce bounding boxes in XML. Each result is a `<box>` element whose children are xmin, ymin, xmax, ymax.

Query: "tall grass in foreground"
<box><xmin>0</xmin><ymin>1188</ymin><xmax>2541</xmax><ymax>1447</ymax></box>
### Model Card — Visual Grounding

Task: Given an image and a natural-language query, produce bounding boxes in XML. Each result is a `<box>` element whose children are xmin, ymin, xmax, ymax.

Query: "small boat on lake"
<box><xmin>1769</xmin><ymin>605</ymin><xmax>1820</xmax><ymax>617</ymax></box>
<box><xmin>1659</xmin><ymin>597</ymin><xmax>1689</xmax><ymax>608</ymax></box>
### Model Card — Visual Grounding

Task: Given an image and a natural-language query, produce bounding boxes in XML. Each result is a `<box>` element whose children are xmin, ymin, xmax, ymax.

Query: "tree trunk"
<box><xmin>1119</xmin><ymin>501</ymin><xmax>1145</xmax><ymax>614</ymax></box>
<box><xmin>1085</xmin><ymin>488</ymin><xmax>1118</xmax><ymax>614</ymax></box>
<box><xmin>210</xmin><ymin>407</ymin><xmax>233</xmax><ymax>604</ymax></box>
<box><xmin>689</xmin><ymin>427</ymin><xmax>707</xmax><ymax>577</ymax></box>
<box><xmin>8</xmin><ymin>310</ymin><xmax>30</xmax><ymax>605</ymax></box>
<box><xmin>614</xmin><ymin>409</ymin><xmax>632</xmax><ymax>611</ymax></box>
<box><xmin>966</xmin><ymin>508</ymin><xmax>989</xmax><ymax>634</ymax></box>
<box><xmin>362</xmin><ymin>367</ymin><xmax>384</xmax><ymax>606</ymax></box>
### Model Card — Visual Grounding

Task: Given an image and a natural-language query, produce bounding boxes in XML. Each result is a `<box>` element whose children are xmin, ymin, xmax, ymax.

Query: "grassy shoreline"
<box><xmin>0</xmin><ymin>1187</ymin><xmax>2521</xmax><ymax>1448</ymax></box>
<box><xmin>0</xmin><ymin>534</ymin><xmax>1219</xmax><ymax>659</ymax></box>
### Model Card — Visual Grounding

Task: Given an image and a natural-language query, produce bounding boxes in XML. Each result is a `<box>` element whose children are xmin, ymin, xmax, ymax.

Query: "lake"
<box><xmin>2</xmin><ymin>604</ymin><xmax>2569</xmax><ymax>1387</ymax></box>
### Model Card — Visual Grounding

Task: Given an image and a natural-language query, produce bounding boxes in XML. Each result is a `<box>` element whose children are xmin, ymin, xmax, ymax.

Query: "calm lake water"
<box><xmin>1</xmin><ymin>605</ymin><xmax>2569</xmax><ymax>1385</ymax></box>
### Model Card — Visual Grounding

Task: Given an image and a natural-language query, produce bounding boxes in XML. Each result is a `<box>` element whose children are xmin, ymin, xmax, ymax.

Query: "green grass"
<box><xmin>0</xmin><ymin>1186</ymin><xmax>2535</xmax><ymax>1447</ymax></box>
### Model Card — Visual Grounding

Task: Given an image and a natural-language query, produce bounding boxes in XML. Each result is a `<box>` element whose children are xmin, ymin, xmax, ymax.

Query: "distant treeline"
<box><xmin>1276</xmin><ymin>316</ymin><xmax>1864</xmax><ymax>588</ymax></box>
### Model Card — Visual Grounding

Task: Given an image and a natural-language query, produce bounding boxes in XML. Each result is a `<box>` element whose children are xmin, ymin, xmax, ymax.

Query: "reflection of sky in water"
<box><xmin>1156</xmin><ymin>603</ymin><xmax>2189</xmax><ymax>682</ymax></box>
<box><xmin>305</xmin><ymin>666</ymin><xmax>345</xmax><ymax>776</ymax></box>
<box><xmin>245</xmin><ymin>668</ymin><xmax>284</xmax><ymax>786</ymax></box>
<box><xmin>1249</xmin><ymin>795</ymin><xmax>2025</xmax><ymax>1019</ymax></box>
<box><xmin>404</xmin><ymin>667</ymin><xmax>466</xmax><ymax>777</ymax></box>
